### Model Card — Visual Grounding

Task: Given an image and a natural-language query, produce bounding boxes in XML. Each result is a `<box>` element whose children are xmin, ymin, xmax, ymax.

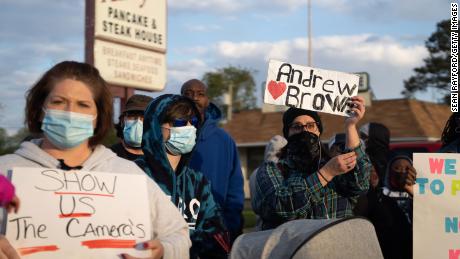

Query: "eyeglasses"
<box><xmin>290</xmin><ymin>122</ymin><xmax>318</xmax><ymax>132</ymax></box>
<box><xmin>172</xmin><ymin>116</ymin><xmax>199</xmax><ymax>127</ymax></box>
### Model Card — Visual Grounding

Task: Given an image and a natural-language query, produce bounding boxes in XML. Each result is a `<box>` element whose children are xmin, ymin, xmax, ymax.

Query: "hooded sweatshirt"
<box><xmin>188</xmin><ymin>102</ymin><xmax>244</xmax><ymax>239</ymax></box>
<box><xmin>0</xmin><ymin>139</ymin><xmax>191</xmax><ymax>259</ymax></box>
<box><xmin>382</xmin><ymin>155</ymin><xmax>412</xmax><ymax>223</ymax></box>
<box><xmin>135</xmin><ymin>95</ymin><xmax>230</xmax><ymax>259</ymax></box>
<box><xmin>360</xmin><ymin>155</ymin><xmax>413</xmax><ymax>259</ymax></box>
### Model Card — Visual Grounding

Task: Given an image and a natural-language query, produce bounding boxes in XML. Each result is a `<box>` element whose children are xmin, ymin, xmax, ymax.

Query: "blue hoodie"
<box><xmin>135</xmin><ymin>95</ymin><xmax>230</xmax><ymax>258</ymax></box>
<box><xmin>188</xmin><ymin>103</ymin><xmax>244</xmax><ymax>239</ymax></box>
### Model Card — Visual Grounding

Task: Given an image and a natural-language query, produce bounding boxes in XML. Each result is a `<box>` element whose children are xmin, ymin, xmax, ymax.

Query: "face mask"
<box><xmin>41</xmin><ymin>109</ymin><xmax>95</xmax><ymax>149</ymax></box>
<box><xmin>123</xmin><ymin>119</ymin><xmax>143</xmax><ymax>148</ymax></box>
<box><xmin>164</xmin><ymin>126</ymin><xmax>197</xmax><ymax>155</ymax></box>
<box><xmin>390</xmin><ymin>171</ymin><xmax>408</xmax><ymax>191</ymax></box>
<box><xmin>286</xmin><ymin>131</ymin><xmax>321</xmax><ymax>172</ymax></box>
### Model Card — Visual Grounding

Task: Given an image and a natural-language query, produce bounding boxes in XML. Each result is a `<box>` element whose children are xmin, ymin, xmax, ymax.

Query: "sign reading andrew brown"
<box><xmin>95</xmin><ymin>0</ymin><xmax>166</xmax><ymax>52</ymax></box>
<box><xmin>264</xmin><ymin>60</ymin><xmax>359</xmax><ymax>117</ymax></box>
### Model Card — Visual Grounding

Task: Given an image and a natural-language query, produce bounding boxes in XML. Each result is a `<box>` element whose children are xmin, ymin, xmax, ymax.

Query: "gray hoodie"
<box><xmin>0</xmin><ymin>139</ymin><xmax>191</xmax><ymax>259</ymax></box>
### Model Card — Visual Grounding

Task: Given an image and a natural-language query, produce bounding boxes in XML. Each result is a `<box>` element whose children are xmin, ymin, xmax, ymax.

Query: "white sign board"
<box><xmin>4</xmin><ymin>167</ymin><xmax>152</xmax><ymax>259</ymax></box>
<box><xmin>264</xmin><ymin>59</ymin><xmax>359</xmax><ymax>116</ymax></box>
<box><xmin>413</xmin><ymin>153</ymin><xmax>460</xmax><ymax>259</ymax></box>
<box><xmin>95</xmin><ymin>0</ymin><xmax>166</xmax><ymax>52</ymax></box>
<box><xmin>94</xmin><ymin>39</ymin><xmax>166</xmax><ymax>91</ymax></box>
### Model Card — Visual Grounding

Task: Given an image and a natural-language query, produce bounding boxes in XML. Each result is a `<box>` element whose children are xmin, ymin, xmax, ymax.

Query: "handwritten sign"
<box><xmin>264</xmin><ymin>59</ymin><xmax>359</xmax><ymax>116</ymax></box>
<box><xmin>3</xmin><ymin>167</ymin><xmax>152</xmax><ymax>258</ymax></box>
<box><xmin>414</xmin><ymin>153</ymin><xmax>460</xmax><ymax>259</ymax></box>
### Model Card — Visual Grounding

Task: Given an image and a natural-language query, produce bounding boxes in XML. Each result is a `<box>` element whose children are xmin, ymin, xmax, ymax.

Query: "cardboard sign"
<box><xmin>264</xmin><ymin>59</ymin><xmax>359</xmax><ymax>116</ymax></box>
<box><xmin>413</xmin><ymin>153</ymin><xmax>460</xmax><ymax>259</ymax></box>
<box><xmin>3</xmin><ymin>167</ymin><xmax>152</xmax><ymax>259</ymax></box>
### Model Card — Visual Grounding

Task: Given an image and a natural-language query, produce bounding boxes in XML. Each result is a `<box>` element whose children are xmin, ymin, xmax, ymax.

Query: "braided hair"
<box><xmin>441</xmin><ymin>112</ymin><xmax>460</xmax><ymax>148</ymax></box>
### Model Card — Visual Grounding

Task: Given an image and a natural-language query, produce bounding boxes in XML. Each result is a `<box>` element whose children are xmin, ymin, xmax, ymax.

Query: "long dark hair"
<box><xmin>441</xmin><ymin>112</ymin><xmax>459</xmax><ymax>148</ymax></box>
<box><xmin>25</xmin><ymin>61</ymin><xmax>112</xmax><ymax>147</ymax></box>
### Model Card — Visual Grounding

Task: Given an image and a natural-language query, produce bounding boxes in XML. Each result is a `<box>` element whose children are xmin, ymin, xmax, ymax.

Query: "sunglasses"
<box><xmin>172</xmin><ymin>116</ymin><xmax>199</xmax><ymax>127</ymax></box>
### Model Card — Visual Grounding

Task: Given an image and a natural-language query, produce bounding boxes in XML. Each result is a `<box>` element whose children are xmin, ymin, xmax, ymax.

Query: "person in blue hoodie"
<box><xmin>135</xmin><ymin>94</ymin><xmax>230</xmax><ymax>259</ymax></box>
<box><xmin>181</xmin><ymin>79</ymin><xmax>244</xmax><ymax>242</ymax></box>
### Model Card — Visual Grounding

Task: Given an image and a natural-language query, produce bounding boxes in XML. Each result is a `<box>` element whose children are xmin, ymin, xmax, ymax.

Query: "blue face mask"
<box><xmin>41</xmin><ymin>109</ymin><xmax>95</xmax><ymax>149</ymax></box>
<box><xmin>164</xmin><ymin>126</ymin><xmax>197</xmax><ymax>155</ymax></box>
<box><xmin>123</xmin><ymin>119</ymin><xmax>143</xmax><ymax>148</ymax></box>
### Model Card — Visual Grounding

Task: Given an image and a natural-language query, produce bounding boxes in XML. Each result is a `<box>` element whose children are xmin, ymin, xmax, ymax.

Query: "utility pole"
<box><xmin>308</xmin><ymin>0</ymin><xmax>312</xmax><ymax>66</ymax></box>
<box><xmin>227</xmin><ymin>83</ymin><xmax>233</xmax><ymax>121</ymax></box>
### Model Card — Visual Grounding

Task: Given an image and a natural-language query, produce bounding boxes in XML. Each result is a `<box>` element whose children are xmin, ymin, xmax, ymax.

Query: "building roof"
<box><xmin>222</xmin><ymin>99</ymin><xmax>451</xmax><ymax>146</ymax></box>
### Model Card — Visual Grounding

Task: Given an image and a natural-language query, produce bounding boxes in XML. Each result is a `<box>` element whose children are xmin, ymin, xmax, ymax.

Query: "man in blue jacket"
<box><xmin>181</xmin><ymin>79</ymin><xmax>244</xmax><ymax>242</ymax></box>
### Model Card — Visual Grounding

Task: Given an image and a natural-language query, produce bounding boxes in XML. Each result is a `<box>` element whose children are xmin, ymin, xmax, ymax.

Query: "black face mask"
<box><xmin>285</xmin><ymin>131</ymin><xmax>321</xmax><ymax>173</ymax></box>
<box><xmin>390</xmin><ymin>171</ymin><xmax>408</xmax><ymax>191</ymax></box>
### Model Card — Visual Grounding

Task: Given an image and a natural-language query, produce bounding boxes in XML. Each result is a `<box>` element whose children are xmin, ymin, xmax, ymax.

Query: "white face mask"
<box><xmin>123</xmin><ymin>119</ymin><xmax>143</xmax><ymax>147</ymax></box>
<box><xmin>164</xmin><ymin>126</ymin><xmax>197</xmax><ymax>155</ymax></box>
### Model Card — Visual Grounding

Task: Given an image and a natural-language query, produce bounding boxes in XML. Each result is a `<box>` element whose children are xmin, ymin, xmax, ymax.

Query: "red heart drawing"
<box><xmin>267</xmin><ymin>80</ymin><xmax>286</xmax><ymax>100</ymax></box>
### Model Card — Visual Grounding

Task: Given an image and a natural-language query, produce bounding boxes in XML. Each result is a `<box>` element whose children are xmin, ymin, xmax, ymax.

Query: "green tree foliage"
<box><xmin>0</xmin><ymin>127</ymin><xmax>31</xmax><ymax>155</ymax></box>
<box><xmin>0</xmin><ymin>128</ymin><xmax>9</xmax><ymax>155</ymax></box>
<box><xmin>202</xmin><ymin>66</ymin><xmax>257</xmax><ymax>112</ymax></box>
<box><xmin>402</xmin><ymin>19</ymin><xmax>455</xmax><ymax>103</ymax></box>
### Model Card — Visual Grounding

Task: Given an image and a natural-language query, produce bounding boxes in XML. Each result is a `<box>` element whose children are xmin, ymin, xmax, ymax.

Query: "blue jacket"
<box><xmin>188</xmin><ymin>103</ymin><xmax>244</xmax><ymax>238</ymax></box>
<box><xmin>135</xmin><ymin>95</ymin><xmax>230</xmax><ymax>258</ymax></box>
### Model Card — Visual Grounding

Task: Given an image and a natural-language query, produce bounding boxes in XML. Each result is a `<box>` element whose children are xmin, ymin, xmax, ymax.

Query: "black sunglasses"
<box><xmin>172</xmin><ymin>116</ymin><xmax>199</xmax><ymax>127</ymax></box>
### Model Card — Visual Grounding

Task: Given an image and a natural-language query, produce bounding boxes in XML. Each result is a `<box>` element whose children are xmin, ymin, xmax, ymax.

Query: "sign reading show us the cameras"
<box><xmin>4</xmin><ymin>167</ymin><xmax>152</xmax><ymax>259</ymax></box>
<box><xmin>264</xmin><ymin>60</ymin><xmax>359</xmax><ymax>117</ymax></box>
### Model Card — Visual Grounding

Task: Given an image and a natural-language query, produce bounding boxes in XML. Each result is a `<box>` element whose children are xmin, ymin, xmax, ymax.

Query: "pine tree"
<box><xmin>402</xmin><ymin>19</ymin><xmax>455</xmax><ymax>103</ymax></box>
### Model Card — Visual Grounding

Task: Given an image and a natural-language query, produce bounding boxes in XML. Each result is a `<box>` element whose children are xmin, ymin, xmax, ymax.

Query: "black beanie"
<box><xmin>282</xmin><ymin>108</ymin><xmax>323</xmax><ymax>138</ymax></box>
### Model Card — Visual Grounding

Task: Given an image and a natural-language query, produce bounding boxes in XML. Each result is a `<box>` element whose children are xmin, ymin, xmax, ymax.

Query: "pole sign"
<box><xmin>86</xmin><ymin>0</ymin><xmax>167</xmax><ymax>91</ymax></box>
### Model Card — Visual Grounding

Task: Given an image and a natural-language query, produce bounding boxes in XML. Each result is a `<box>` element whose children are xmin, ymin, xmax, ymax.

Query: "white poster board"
<box><xmin>264</xmin><ymin>59</ymin><xmax>359</xmax><ymax>116</ymax></box>
<box><xmin>413</xmin><ymin>153</ymin><xmax>460</xmax><ymax>259</ymax></box>
<box><xmin>3</xmin><ymin>167</ymin><xmax>152</xmax><ymax>259</ymax></box>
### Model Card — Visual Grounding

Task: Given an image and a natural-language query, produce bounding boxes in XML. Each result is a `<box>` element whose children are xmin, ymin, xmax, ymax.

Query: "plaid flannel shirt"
<box><xmin>253</xmin><ymin>143</ymin><xmax>371</xmax><ymax>230</ymax></box>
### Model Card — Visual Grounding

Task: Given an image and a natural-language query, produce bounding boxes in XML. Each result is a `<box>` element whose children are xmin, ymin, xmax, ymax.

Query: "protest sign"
<box><xmin>414</xmin><ymin>153</ymin><xmax>460</xmax><ymax>259</ymax></box>
<box><xmin>3</xmin><ymin>167</ymin><xmax>152</xmax><ymax>258</ymax></box>
<box><xmin>264</xmin><ymin>59</ymin><xmax>359</xmax><ymax>116</ymax></box>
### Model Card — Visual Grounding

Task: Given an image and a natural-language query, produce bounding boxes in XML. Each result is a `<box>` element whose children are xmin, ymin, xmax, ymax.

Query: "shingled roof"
<box><xmin>222</xmin><ymin>99</ymin><xmax>451</xmax><ymax>146</ymax></box>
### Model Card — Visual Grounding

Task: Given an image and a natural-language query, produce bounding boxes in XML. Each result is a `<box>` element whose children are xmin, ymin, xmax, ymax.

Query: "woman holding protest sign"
<box><xmin>0</xmin><ymin>61</ymin><xmax>190</xmax><ymax>259</ymax></box>
<box><xmin>253</xmin><ymin>96</ymin><xmax>371</xmax><ymax>230</ymax></box>
<box><xmin>135</xmin><ymin>94</ymin><xmax>230</xmax><ymax>259</ymax></box>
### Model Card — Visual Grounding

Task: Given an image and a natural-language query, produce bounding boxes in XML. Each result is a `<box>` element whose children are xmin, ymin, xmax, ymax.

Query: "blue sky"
<box><xmin>0</xmin><ymin>0</ymin><xmax>451</xmax><ymax>133</ymax></box>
